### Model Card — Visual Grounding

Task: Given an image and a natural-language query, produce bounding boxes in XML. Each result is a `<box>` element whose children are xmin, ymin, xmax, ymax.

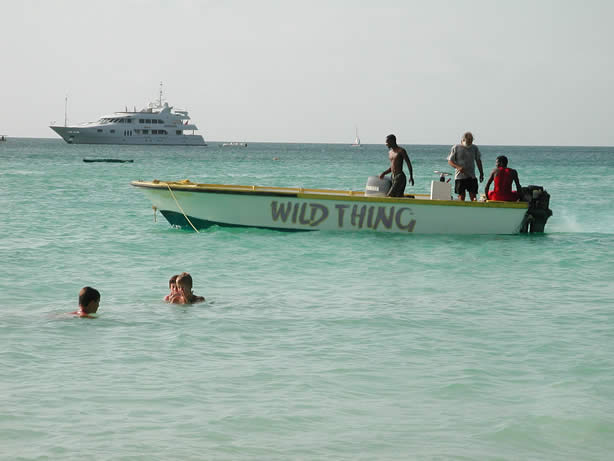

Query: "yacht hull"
<box><xmin>50</xmin><ymin>126</ymin><xmax>206</xmax><ymax>146</ymax></box>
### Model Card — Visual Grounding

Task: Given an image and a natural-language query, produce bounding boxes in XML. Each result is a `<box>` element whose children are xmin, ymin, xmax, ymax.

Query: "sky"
<box><xmin>1</xmin><ymin>0</ymin><xmax>613</xmax><ymax>146</ymax></box>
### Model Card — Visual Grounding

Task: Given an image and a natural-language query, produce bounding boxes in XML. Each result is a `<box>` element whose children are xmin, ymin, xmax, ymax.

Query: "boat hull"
<box><xmin>50</xmin><ymin>126</ymin><xmax>206</xmax><ymax>146</ymax></box>
<box><xmin>132</xmin><ymin>181</ymin><xmax>534</xmax><ymax>234</ymax></box>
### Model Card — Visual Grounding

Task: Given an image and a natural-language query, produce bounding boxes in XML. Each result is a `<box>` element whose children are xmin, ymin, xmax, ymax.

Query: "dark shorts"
<box><xmin>387</xmin><ymin>172</ymin><xmax>407</xmax><ymax>197</ymax></box>
<box><xmin>455</xmin><ymin>177</ymin><xmax>478</xmax><ymax>195</ymax></box>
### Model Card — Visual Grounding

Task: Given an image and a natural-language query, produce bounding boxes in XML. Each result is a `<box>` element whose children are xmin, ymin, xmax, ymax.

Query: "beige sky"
<box><xmin>1</xmin><ymin>0</ymin><xmax>613</xmax><ymax>145</ymax></box>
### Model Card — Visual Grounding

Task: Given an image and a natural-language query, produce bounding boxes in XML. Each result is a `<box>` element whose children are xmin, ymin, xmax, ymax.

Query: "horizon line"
<box><xmin>6</xmin><ymin>136</ymin><xmax>614</xmax><ymax>149</ymax></box>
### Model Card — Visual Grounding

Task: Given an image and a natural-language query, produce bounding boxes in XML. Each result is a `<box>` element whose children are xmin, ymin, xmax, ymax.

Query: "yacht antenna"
<box><xmin>159</xmin><ymin>81</ymin><xmax>163</xmax><ymax>107</ymax></box>
<box><xmin>64</xmin><ymin>95</ymin><xmax>68</xmax><ymax>127</ymax></box>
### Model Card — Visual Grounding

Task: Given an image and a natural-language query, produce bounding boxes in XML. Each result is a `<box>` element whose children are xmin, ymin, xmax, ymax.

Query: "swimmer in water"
<box><xmin>70</xmin><ymin>286</ymin><xmax>100</xmax><ymax>318</ymax></box>
<box><xmin>164</xmin><ymin>274</ymin><xmax>179</xmax><ymax>302</ymax></box>
<box><xmin>170</xmin><ymin>272</ymin><xmax>205</xmax><ymax>304</ymax></box>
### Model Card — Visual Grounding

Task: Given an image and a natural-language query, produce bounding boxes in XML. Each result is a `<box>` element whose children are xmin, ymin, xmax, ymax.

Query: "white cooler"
<box><xmin>430</xmin><ymin>180</ymin><xmax>451</xmax><ymax>200</ymax></box>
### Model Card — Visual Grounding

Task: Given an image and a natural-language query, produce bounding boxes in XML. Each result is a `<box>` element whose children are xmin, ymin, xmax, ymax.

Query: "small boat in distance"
<box><xmin>0</xmin><ymin>135</ymin><xmax>6</xmax><ymax>142</ymax></box>
<box><xmin>351</xmin><ymin>126</ymin><xmax>361</xmax><ymax>147</ymax></box>
<box><xmin>132</xmin><ymin>177</ymin><xmax>552</xmax><ymax>234</ymax></box>
<box><xmin>220</xmin><ymin>142</ymin><xmax>248</xmax><ymax>147</ymax></box>
<box><xmin>50</xmin><ymin>83</ymin><xmax>206</xmax><ymax>146</ymax></box>
<box><xmin>83</xmin><ymin>158</ymin><xmax>134</xmax><ymax>163</ymax></box>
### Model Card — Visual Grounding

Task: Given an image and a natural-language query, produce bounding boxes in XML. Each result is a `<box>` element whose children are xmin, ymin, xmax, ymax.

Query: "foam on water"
<box><xmin>1</xmin><ymin>139</ymin><xmax>613</xmax><ymax>460</ymax></box>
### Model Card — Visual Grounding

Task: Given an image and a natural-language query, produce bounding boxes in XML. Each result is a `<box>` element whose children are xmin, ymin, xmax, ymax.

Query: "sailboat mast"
<box><xmin>64</xmin><ymin>95</ymin><xmax>68</xmax><ymax>127</ymax></box>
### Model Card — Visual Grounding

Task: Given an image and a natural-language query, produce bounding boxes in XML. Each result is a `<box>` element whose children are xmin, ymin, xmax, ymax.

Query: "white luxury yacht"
<box><xmin>50</xmin><ymin>85</ymin><xmax>206</xmax><ymax>146</ymax></box>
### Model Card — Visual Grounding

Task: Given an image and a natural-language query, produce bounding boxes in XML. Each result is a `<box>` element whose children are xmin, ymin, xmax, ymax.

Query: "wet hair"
<box><xmin>176</xmin><ymin>272</ymin><xmax>193</xmax><ymax>290</ymax></box>
<box><xmin>168</xmin><ymin>274</ymin><xmax>179</xmax><ymax>288</ymax></box>
<box><xmin>79</xmin><ymin>286</ymin><xmax>100</xmax><ymax>308</ymax></box>
<box><xmin>496</xmin><ymin>155</ymin><xmax>509</xmax><ymax>167</ymax></box>
<box><xmin>462</xmin><ymin>132</ymin><xmax>474</xmax><ymax>145</ymax></box>
<box><xmin>386</xmin><ymin>134</ymin><xmax>397</xmax><ymax>144</ymax></box>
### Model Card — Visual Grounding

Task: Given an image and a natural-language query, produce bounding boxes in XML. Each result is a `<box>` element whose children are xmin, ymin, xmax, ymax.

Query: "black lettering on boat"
<box><xmin>271</xmin><ymin>201</ymin><xmax>293</xmax><ymax>222</ymax></box>
<box><xmin>291</xmin><ymin>203</ymin><xmax>300</xmax><ymax>223</ymax></box>
<box><xmin>298</xmin><ymin>203</ymin><xmax>310</xmax><ymax>225</ymax></box>
<box><xmin>309</xmin><ymin>203</ymin><xmax>329</xmax><ymax>227</ymax></box>
<box><xmin>395</xmin><ymin>207</ymin><xmax>416</xmax><ymax>232</ymax></box>
<box><xmin>335</xmin><ymin>204</ymin><xmax>349</xmax><ymax>227</ymax></box>
<box><xmin>367</xmin><ymin>206</ymin><xmax>375</xmax><ymax>228</ymax></box>
<box><xmin>373</xmin><ymin>206</ymin><xmax>394</xmax><ymax>230</ymax></box>
<box><xmin>351</xmin><ymin>205</ymin><xmax>367</xmax><ymax>228</ymax></box>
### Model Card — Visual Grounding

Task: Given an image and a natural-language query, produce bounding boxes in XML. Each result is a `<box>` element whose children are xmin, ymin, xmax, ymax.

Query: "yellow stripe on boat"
<box><xmin>132</xmin><ymin>180</ymin><xmax>528</xmax><ymax>209</ymax></box>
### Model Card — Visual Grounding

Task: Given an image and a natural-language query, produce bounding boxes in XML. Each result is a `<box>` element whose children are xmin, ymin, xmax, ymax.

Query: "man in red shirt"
<box><xmin>484</xmin><ymin>156</ymin><xmax>522</xmax><ymax>201</ymax></box>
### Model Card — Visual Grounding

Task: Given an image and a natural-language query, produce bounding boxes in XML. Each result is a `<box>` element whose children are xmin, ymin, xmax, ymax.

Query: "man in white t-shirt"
<box><xmin>447</xmin><ymin>131</ymin><xmax>484</xmax><ymax>201</ymax></box>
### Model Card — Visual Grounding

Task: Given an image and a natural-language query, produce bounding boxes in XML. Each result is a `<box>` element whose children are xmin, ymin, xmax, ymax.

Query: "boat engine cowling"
<box><xmin>365</xmin><ymin>176</ymin><xmax>392</xmax><ymax>197</ymax></box>
<box><xmin>520</xmin><ymin>185</ymin><xmax>553</xmax><ymax>233</ymax></box>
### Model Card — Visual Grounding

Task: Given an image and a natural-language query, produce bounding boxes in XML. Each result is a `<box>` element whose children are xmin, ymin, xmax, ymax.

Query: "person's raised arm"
<box><xmin>169</xmin><ymin>293</ymin><xmax>183</xmax><ymax>304</ymax></box>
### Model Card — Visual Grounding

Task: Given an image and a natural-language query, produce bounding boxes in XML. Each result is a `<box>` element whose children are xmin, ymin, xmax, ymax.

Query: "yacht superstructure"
<box><xmin>50</xmin><ymin>86</ymin><xmax>206</xmax><ymax>146</ymax></box>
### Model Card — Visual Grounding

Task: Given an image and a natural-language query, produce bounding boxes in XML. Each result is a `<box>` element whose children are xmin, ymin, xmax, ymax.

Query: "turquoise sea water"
<box><xmin>1</xmin><ymin>138</ymin><xmax>613</xmax><ymax>460</ymax></box>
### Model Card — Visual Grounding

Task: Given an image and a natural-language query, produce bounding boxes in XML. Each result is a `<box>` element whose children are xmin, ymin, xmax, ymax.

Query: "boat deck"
<box><xmin>131</xmin><ymin>179</ymin><xmax>528</xmax><ymax>209</ymax></box>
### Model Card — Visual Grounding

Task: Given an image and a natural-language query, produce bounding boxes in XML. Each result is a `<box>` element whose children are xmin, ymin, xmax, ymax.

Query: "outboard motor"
<box><xmin>365</xmin><ymin>176</ymin><xmax>392</xmax><ymax>197</ymax></box>
<box><xmin>520</xmin><ymin>185</ymin><xmax>553</xmax><ymax>233</ymax></box>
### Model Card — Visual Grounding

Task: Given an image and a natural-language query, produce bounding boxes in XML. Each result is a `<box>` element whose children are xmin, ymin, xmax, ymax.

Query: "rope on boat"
<box><xmin>152</xmin><ymin>206</ymin><xmax>157</xmax><ymax>222</ymax></box>
<box><xmin>166</xmin><ymin>183</ymin><xmax>200</xmax><ymax>233</ymax></box>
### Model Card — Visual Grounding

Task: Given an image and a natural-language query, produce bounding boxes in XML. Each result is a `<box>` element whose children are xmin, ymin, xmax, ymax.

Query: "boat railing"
<box><xmin>136</xmin><ymin>180</ymin><xmax>528</xmax><ymax>208</ymax></box>
<box><xmin>149</xmin><ymin>180</ymin><xmax>434</xmax><ymax>199</ymax></box>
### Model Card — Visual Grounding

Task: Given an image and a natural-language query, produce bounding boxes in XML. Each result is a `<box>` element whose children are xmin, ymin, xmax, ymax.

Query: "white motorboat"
<box><xmin>131</xmin><ymin>177</ymin><xmax>552</xmax><ymax>234</ymax></box>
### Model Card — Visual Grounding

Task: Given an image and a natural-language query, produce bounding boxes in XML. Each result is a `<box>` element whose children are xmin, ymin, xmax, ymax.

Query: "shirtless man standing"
<box><xmin>379</xmin><ymin>134</ymin><xmax>414</xmax><ymax>197</ymax></box>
